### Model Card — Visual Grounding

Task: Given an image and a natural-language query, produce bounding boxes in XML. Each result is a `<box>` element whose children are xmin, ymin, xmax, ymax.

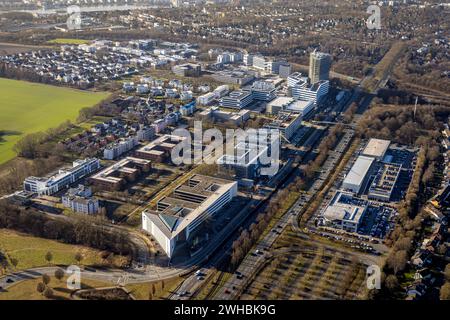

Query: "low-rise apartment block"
<box><xmin>136</xmin><ymin>135</ymin><xmax>187</xmax><ymax>163</ymax></box>
<box><xmin>62</xmin><ymin>185</ymin><xmax>99</xmax><ymax>215</ymax></box>
<box><xmin>89</xmin><ymin>157</ymin><xmax>151</xmax><ymax>191</ymax></box>
<box><xmin>103</xmin><ymin>136</ymin><xmax>139</xmax><ymax>160</ymax></box>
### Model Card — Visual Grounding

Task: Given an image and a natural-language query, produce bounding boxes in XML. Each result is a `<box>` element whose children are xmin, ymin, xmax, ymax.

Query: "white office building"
<box><xmin>266</xmin><ymin>97</ymin><xmax>314</xmax><ymax>116</ymax></box>
<box><xmin>197</xmin><ymin>92</ymin><xmax>216</xmax><ymax>105</ymax></box>
<box><xmin>24</xmin><ymin>158</ymin><xmax>100</xmax><ymax>196</ymax></box>
<box><xmin>292</xmin><ymin>80</ymin><xmax>329</xmax><ymax>106</ymax></box>
<box><xmin>220</xmin><ymin>90</ymin><xmax>253</xmax><ymax>109</ymax></box>
<box><xmin>342</xmin><ymin>155</ymin><xmax>375</xmax><ymax>194</ymax></box>
<box><xmin>142</xmin><ymin>175</ymin><xmax>238</xmax><ymax>258</ymax></box>
<box><xmin>251</xmin><ymin>81</ymin><xmax>276</xmax><ymax>102</ymax></box>
<box><xmin>362</xmin><ymin>139</ymin><xmax>391</xmax><ymax>160</ymax></box>
<box><xmin>322</xmin><ymin>192</ymin><xmax>368</xmax><ymax>233</ymax></box>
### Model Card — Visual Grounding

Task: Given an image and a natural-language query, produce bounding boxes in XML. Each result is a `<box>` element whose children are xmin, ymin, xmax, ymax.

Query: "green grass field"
<box><xmin>0</xmin><ymin>78</ymin><xmax>109</xmax><ymax>164</ymax></box>
<box><xmin>0</xmin><ymin>229</ymin><xmax>125</xmax><ymax>270</ymax></box>
<box><xmin>47</xmin><ymin>38</ymin><xmax>91</xmax><ymax>45</ymax></box>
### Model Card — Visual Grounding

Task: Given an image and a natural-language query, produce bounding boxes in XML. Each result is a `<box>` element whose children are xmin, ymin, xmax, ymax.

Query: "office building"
<box><xmin>213</xmin><ymin>85</ymin><xmax>230</xmax><ymax>98</ymax></box>
<box><xmin>278</xmin><ymin>62</ymin><xmax>292</xmax><ymax>78</ymax></box>
<box><xmin>250</xmin><ymin>81</ymin><xmax>276</xmax><ymax>102</ymax></box>
<box><xmin>266</xmin><ymin>97</ymin><xmax>314</xmax><ymax>116</ymax></box>
<box><xmin>199</xmin><ymin>107</ymin><xmax>250</xmax><ymax>125</ymax></box>
<box><xmin>287</xmin><ymin>72</ymin><xmax>308</xmax><ymax>88</ymax></box>
<box><xmin>220</xmin><ymin>90</ymin><xmax>253</xmax><ymax>109</ymax></box>
<box><xmin>197</xmin><ymin>92</ymin><xmax>216</xmax><ymax>105</ymax></box>
<box><xmin>217</xmin><ymin>142</ymin><xmax>270</xmax><ymax>179</ymax></box>
<box><xmin>24</xmin><ymin>158</ymin><xmax>100</xmax><ymax>196</ymax></box>
<box><xmin>322</xmin><ymin>192</ymin><xmax>368</xmax><ymax>233</ymax></box>
<box><xmin>211</xmin><ymin>70</ymin><xmax>255</xmax><ymax>86</ymax></box>
<box><xmin>263</xmin><ymin>112</ymin><xmax>302</xmax><ymax>140</ymax></box>
<box><xmin>362</xmin><ymin>139</ymin><xmax>391</xmax><ymax>160</ymax></box>
<box><xmin>309</xmin><ymin>51</ymin><xmax>332</xmax><ymax>84</ymax></box>
<box><xmin>342</xmin><ymin>155</ymin><xmax>375</xmax><ymax>194</ymax></box>
<box><xmin>292</xmin><ymin>80</ymin><xmax>329</xmax><ymax>106</ymax></box>
<box><xmin>142</xmin><ymin>175</ymin><xmax>238</xmax><ymax>257</ymax></box>
<box><xmin>252</xmin><ymin>55</ymin><xmax>266</xmax><ymax>70</ymax></box>
<box><xmin>243</xmin><ymin>53</ymin><xmax>254</xmax><ymax>66</ymax></box>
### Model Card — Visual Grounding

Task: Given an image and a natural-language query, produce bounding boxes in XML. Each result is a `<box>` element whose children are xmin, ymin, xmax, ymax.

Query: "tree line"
<box><xmin>0</xmin><ymin>201</ymin><xmax>132</xmax><ymax>257</ymax></box>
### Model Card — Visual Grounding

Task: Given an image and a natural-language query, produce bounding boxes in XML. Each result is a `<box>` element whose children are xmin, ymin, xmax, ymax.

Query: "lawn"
<box><xmin>47</xmin><ymin>38</ymin><xmax>91</xmax><ymax>45</ymax></box>
<box><xmin>0</xmin><ymin>78</ymin><xmax>109</xmax><ymax>164</ymax></box>
<box><xmin>125</xmin><ymin>277</ymin><xmax>184</xmax><ymax>300</ymax></box>
<box><xmin>0</xmin><ymin>229</ymin><xmax>123</xmax><ymax>270</ymax></box>
<box><xmin>0</xmin><ymin>275</ymin><xmax>110</xmax><ymax>300</ymax></box>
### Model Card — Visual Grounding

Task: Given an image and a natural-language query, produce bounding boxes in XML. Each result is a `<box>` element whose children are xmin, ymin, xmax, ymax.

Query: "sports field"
<box><xmin>0</xmin><ymin>78</ymin><xmax>109</xmax><ymax>164</ymax></box>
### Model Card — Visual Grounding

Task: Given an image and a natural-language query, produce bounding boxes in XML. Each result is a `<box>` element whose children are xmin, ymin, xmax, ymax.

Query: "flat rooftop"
<box><xmin>369</xmin><ymin>162</ymin><xmax>402</xmax><ymax>198</ymax></box>
<box><xmin>343</xmin><ymin>155</ymin><xmax>375</xmax><ymax>188</ymax></box>
<box><xmin>268</xmin><ymin>97</ymin><xmax>313</xmax><ymax>113</ymax></box>
<box><xmin>143</xmin><ymin>174</ymin><xmax>237</xmax><ymax>238</ymax></box>
<box><xmin>264</xmin><ymin>112</ymin><xmax>300</xmax><ymax>129</ymax></box>
<box><xmin>90</xmin><ymin>157</ymin><xmax>150</xmax><ymax>184</ymax></box>
<box><xmin>225</xmin><ymin>90</ymin><xmax>252</xmax><ymax>100</ymax></box>
<box><xmin>323</xmin><ymin>192</ymin><xmax>368</xmax><ymax>223</ymax></box>
<box><xmin>363</xmin><ymin>138</ymin><xmax>391</xmax><ymax>158</ymax></box>
<box><xmin>217</xmin><ymin>141</ymin><xmax>268</xmax><ymax>167</ymax></box>
<box><xmin>136</xmin><ymin>134</ymin><xmax>186</xmax><ymax>156</ymax></box>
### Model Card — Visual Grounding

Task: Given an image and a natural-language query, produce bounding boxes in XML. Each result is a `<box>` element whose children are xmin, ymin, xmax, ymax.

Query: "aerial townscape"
<box><xmin>0</xmin><ymin>0</ymin><xmax>449</xmax><ymax>310</ymax></box>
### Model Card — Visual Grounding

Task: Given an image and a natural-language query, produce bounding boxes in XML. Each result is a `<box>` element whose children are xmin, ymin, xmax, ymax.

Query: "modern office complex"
<box><xmin>266</xmin><ymin>97</ymin><xmax>314</xmax><ymax>116</ymax></box>
<box><xmin>243</xmin><ymin>53</ymin><xmax>254</xmax><ymax>66</ymax></box>
<box><xmin>197</xmin><ymin>92</ymin><xmax>217</xmax><ymax>105</ymax></box>
<box><xmin>309</xmin><ymin>51</ymin><xmax>332</xmax><ymax>84</ymax></box>
<box><xmin>89</xmin><ymin>157</ymin><xmax>151</xmax><ymax>191</ymax></box>
<box><xmin>342</xmin><ymin>155</ymin><xmax>375</xmax><ymax>194</ymax></box>
<box><xmin>322</xmin><ymin>192</ymin><xmax>368</xmax><ymax>233</ymax></box>
<box><xmin>217</xmin><ymin>142</ymin><xmax>270</xmax><ymax>179</ymax></box>
<box><xmin>287</xmin><ymin>72</ymin><xmax>308</xmax><ymax>88</ymax></box>
<box><xmin>220</xmin><ymin>90</ymin><xmax>254</xmax><ymax>109</ymax></box>
<box><xmin>263</xmin><ymin>112</ymin><xmax>302</xmax><ymax>140</ymax></box>
<box><xmin>250</xmin><ymin>81</ymin><xmax>277</xmax><ymax>102</ymax></box>
<box><xmin>197</xmin><ymin>85</ymin><xmax>230</xmax><ymax>106</ymax></box>
<box><xmin>211</xmin><ymin>70</ymin><xmax>255</xmax><ymax>86</ymax></box>
<box><xmin>291</xmin><ymin>80</ymin><xmax>330</xmax><ymax>106</ymax></box>
<box><xmin>142</xmin><ymin>175</ymin><xmax>238</xmax><ymax>258</ymax></box>
<box><xmin>251</xmin><ymin>55</ymin><xmax>285</xmax><ymax>74</ymax></box>
<box><xmin>278</xmin><ymin>62</ymin><xmax>292</xmax><ymax>78</ymax></box>
<box><xmin>199</xmin><ymin>107</ymin><xmax>250</xmax><ymax>125</ymax></box>
<box><xmin>23</xmin><ymin>158</ymin><xmax>100</xmax><ymax>196</ymax></box>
